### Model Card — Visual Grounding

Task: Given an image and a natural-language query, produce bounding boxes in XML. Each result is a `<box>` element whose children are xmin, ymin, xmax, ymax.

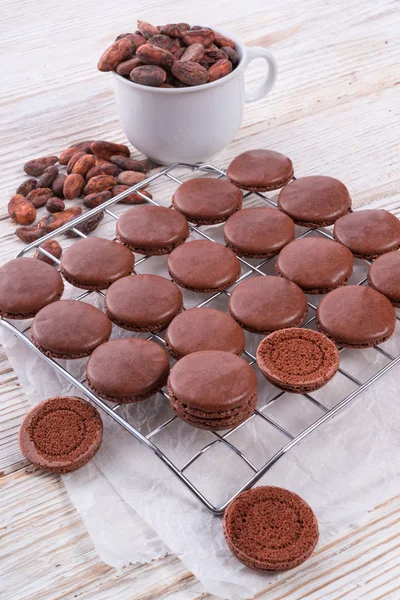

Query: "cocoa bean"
<box><xmin>8</xmin><ymin>194</ymin><xmax>36</xmax><ymax>225</ymax></box>
<box><xmin>112</xmin><ymin>185</ymin><xmax>152</xmax><ymax>204</ymax></box>
<box><xmin>109</xmin><ymin>155</ymin><xmax>148</xmax><ymax>173</ymax></box>
<box><xmin>85</xmin><ymin>164</ymin><xmax>121</xmax><ymax>180</ymax></box>
<box><xmin>204</xmin><ymin>49</ymin><xmax>228</xmax><ymax>64</ymax></box>
<box><xmin>159</xmin><ymin>24</ymin><xmax>183</xmax><ymax>38</ymax></box>
<box><xmin>27</xmin><ymin>187</ymin><xmax>53</xmax><ymax>208</ymax></box>
<box><xmin>148</xmin><ymin>34</ymin><xmax>172</xmax><ymax>51</ymax></box>
<box><xmin>67</xmin><ymin>151</ymin><xmax>86</xmax><ymax>174</ymax></box>
<box><xmin>181</xmin><ymin>30</ymin><xmax>215</xmax><ymax>48</ymax></box>
<box><xmin>63</xmin><ymin>174</ymin><xmax>86</xmax><ymax>200</ymax></box>
<box><xmin>137</xmin><ymin>20</ymin><xmax>159</xmax><ymax>40</ymax></box>
<box><xmin>71</xmin><ymin>140</ymin><xmax>95</xmax><ymax>153</ymax></box>
<box><xmin>37</xmin><ymin>206</ymin><xmax>82</xmax><ymax>233</ymax></box>
<box><xmin>83</xmin><ymin>175</ymin><xmax>116</xmax><ymax>195</ymax></box>
<box><xmin>59</xmin><ymin>142</ymin><xmax>93</xmax><ymax>165</ymax></box>
<box><xmin>16</xmin><ymin>226</ymin><xmax>45</xmax><ymax>244</ymax></box>
<box><xmin>221</xmin><ymin>46</ymin><xmax>239</xmax><ymax>66</ymax></box>
<box><xmin>52</xmin><ymin>174</ymin><xmax>67</xmax><ymax>198</ymax></box>
<box><xmin>90</xmin><ymin>141</ymin><xmax>130</xmax><ymax>161</ymax></box>
<box><xmin>214</xmin><ymin>32</ymin><xmax>235</xmax><ymax>48</ymax></box>
<box><xmin>172</xmin><ymin>61</ymin><xmax>209</xmax><ymax>86</ymax></box>
<box><xmin>116</xmin><ymin>171</ymin><xmax>147</xmax><ymax>186</ymax></box>
<box><xmin>34</xmin><ymin>240</ymin><xmax>62</xmax><ymax>265</ymax></box>
<box><xmin>98</xmin><ymin>37</ymin><xmax>134</xmax><ymax>72</ymax></box>
<box><xmin>116</xmin><ymin>57</ymin><xmax>142</xmax><ymax>77</ymax></box>
<box><xmin>16</xmin><ymin>178</ymin><xmax>37</xmax><ymax>196</ymax></box>
<box><xmin>115</xmin><ymin>32</ymin><xmax>134</xmax><ymax>40</ymax></box>
<box><xmin>24</xmin><ymin>156</ymin><xmax>58</xmax><ymax>177</ymax></box>
<box><xmin>170</xmin><ymin>37</ymin><xmax>183</xmax><ymax>53</ymax></box>
<box><xmin>37</xmin><ymin>165</ymin><xmax>59</xmax><ymax>188</ymax></box>
<box><xmin>67</xmin><ymin>212</ymin><xmax>104</xmax><ymax>237</ymax></box>
<box><xmin>174</xmin><ymin>47</ymin><xmax>186</xmax><ymax>60</ymax></box>
<box><xmin>200</xmin><ymin>60</ymin><xmax>210</xmax><ymax>70</ymax></box>
<box><xmin>136</xmin><ymin>44</ymin><xmax>174</xmax><ymax>68</ymax></box>
<box><xmin>71</xmin><ymin>154</ymin><xmax>96</xmax><ymax>177</ymax></box>
<box><xmin>83</xmin><ymin>190</ymin><xmax>112</xmax><ymax>209</ymax></box>
<box><xmin>206</xmin><ymin>43</ymin><xmax>218</xmax><ymax>52</ymax></box>
<box><xmin>177</xmin><ymin>23</ymin><xmax>190</xmax><ymax>32</ymax></box>
<box><xmin>95</xmin><ymin>157</ymin><xmax>113</xmax><ymax>167</ymax></box>
<box><xmin>208</xmin><ymin>59</ymin><xmax>232</xmax><ymax>82</ymax></box>
<box><xmin>130</xmin><ymin>65</ymin><xmax>166</xmax><ymax>86</ymax></box>
<box><xmin>181</xmin><ymin>43</ymin><xmax>205</xmax><ymax>63</ymax></box>
<box><xmin>122</xmin><ymin>33</ymin><xmax>147</xmax><ymax>50</ymax></box>
<box><xmin>46</xmin><ymin>197</ymin><xmax>65</xmax><ymax>213</ymax></box>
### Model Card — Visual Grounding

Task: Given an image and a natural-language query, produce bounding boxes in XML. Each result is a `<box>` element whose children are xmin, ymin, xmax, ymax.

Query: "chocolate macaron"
<box><xmin>0</xmin><ymin>257</ymin><xmax>64</xmax><ymax>319</ymax></box>
<box><xmin>165</xmin><ymin>308</ymin><xmax>246</xmax><ymax>360</ymax></box>
<box><xmin>333</xmin><ymin>209</ymin><xmax>400</xmax><ymax>259</ymax></box>
<box><xmin>168</xmin><ymin>350</ymin><xmax>258</xmax><ymax>430</ymax></box>
<box><xmin>229</xmin><ymin>276</ymin><xmax>308</xmax><ymax>335</ymax></box>
<box><xmin>368</xmin><ymin>250</ymin><xmax>400</xmax><ymax>306</ymax></box>
<box><xmin>105</xmin><ymin>274</ymin><xmax>183</xmax><ymax>332</ymax></box>
<box><xmin>31</xmin><ymin>299</ymin><xmax>112</xmax><ymax>359</ymax></box>
<box><xmin>278</xmin><ymin>176</ymin><xmax>352</xmax><ymax>228</ymax></box>
<box><xmin>223</xmin><ymin>486</ymin><xmax>319</xmax><ymax>571</ymax></box>
<box><xmin>86</xmin><ymin>338</ymin><xmax>170</xmax><ymax>403</ymax></box>
<box><xmin>256</xmin><ymin>328</ymin><xmax>340</xmax><ymax>393</ymax></box>
<box><xmin>19</xmin><ymin>396</ymin><xmax>103</xmax><ymax>473</ymax></box>
<box><xmin>226</xmin><ymin>149</ymin><xmax>294</xmax><ymax>192</ymax></box>
<box><xmin>60</xmin><ymin>237</ymin><xmax>135</xmax><ymax>290</ymax></box>
<box><xmin>224</xmin><ymin>207</ymin><xmax>295</xmax><ymax>258</ymax></box>
<box><xmin>168</xmin><ymin>240</ymin><xmax>241</xmax><ymax>293</ymax></box>
<box><xmin>316</xmin><ymin>285</ymin><xmax>396</xmax><ymax>347</ymax></box>
<box><xmin>275</xmin><ymin>237</ymin><xmax>354</xmax><ymax>294</ymax></box>
<box><xmin>172</xmin><ymin>177</ymin><xmax>243</xmax><ymax>225</ymax></box>
<box><xmin>116</xmin><ymin>205</ymin><xmax>189</xmax><ymax>255</ymax></box>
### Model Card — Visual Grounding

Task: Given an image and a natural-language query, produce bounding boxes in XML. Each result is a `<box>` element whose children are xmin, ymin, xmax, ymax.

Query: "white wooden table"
<box><xmin>1</xmin><ymin>1</ymin><xmax>399</xmax><ymax>598</ymax></box>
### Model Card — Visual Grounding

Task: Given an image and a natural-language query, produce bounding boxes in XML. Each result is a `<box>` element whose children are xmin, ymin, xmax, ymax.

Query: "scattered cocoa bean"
<box><xmin>137</xmin><ymin>20</ymin><xmax>159</xmax><ymax>40</ymax></box>
<box><xmin>112</xmin><ymin>185</ymin><xmax>152</xmax><ymax>204</ymax></box>
<box><xmin>174</xmin><ymin>47</ymin><xmax>186</xmax><ymax>60</ymax></box>
<box><xmin>37</xmin><ymin>206</ymin><xmax>82</xmax><ymax>233</ymax></box>
<box><xmin>52</xmin><ymin>174</ymin><xmax>67</xmax><ymax>198</ymax></box>
<box><xmin>130</xmin><ymin>65</ymin><xmax>166</xmax><ymax>87</ymax></box>
<box><xmin>109</xmin><ymin>155</ymin><xmax>148</xmax><ymax>173</ymax></box>
<box><xmin>46</xmin><ymin>197</ymin><xmax>65</xmax><ymax>213</ymax></box>
<box><xmin>98</xmin><ymin>37</ymin><xmax>134</xmax><ymax>72</ymax></box>
<box><xmin>116</xmin><ymin>171</ymin><xmax>147</xmax><ymax>186</ymax></box>
<box><xmin>67</xmin><ymin>151</ymin><xmax>86</xmax><ymax>174</ymax></box>
<box><xmin>83</xmin><ymin>190</ymin><xmax>112</xmax><ymax>209</ymax></box>
<box><xmin>214</xmin><ymin>32</ymin><xmax>235</xmax><ymax>48</ymax></box>
<box><xmin>59</xmin><ymin>142</ymin><xmax>93</xmax><ymax>165</ymax></box>
<box><xmin>90</xmin><ymin>141</ymin><xmax>130</xmax><ymax>161</ymax></box>
<box><xmin>116</xmin><ymin>57</ymin><xmax>142</xmax><ymax>76</ymax></box>
<box><xmin>85</xmin><ymin>164</ymin><xmax>121</xmax><ymax>180</ymax></box>
<box><xmin>8</xmin><ymin>194</ymin><xmax>36</xmax><ymax>225</ymax></box>
<box><xmin>136</xmin><ymin>44</ymin><xmax>174</xmax><ymax>68</ymax></box>
<box><xmin>24</xmin><ymin>156</ymin><xmax>58</xmax><ymax>177</ymax></box>
<box><xmin>27</xmin><ymin>187</ymin><xmax>53</xmax><ymax>208</ymax></box>
<box><xmin>221</xmin><ymin>46</ymin><xmax>239</xmax><ymax>66</ymax></box>
<box><xmin>148</xmin><ymin>34</ymin><xmax>172</xmax><ymax>51</ymax></box>
<box><xmin>37</xmin><ymin>165</ymin><xmax>59</xmax><ymax>188</ymax></box>
<box><xmin>83</xmin><ymin>175</ymin><xmax>116</xmax><ymax>195</ymax></box>
<box><xmin>16</xmin><ymin>226</ymin><xmax>45</xmax><ymax>244</ymax></box>
<box><xmin>208</xmin><ymin>59</ymin><xmax>232</xmax><ymax>82</ymax></box>
<box><xmin>172</xmin><ymin>61</ymin><xmax>209</xmax><ymax>86</ymax></box>
<box><xmin>16</xmin><ymin>178</ymin><xmax>37</xmax><ymax>196</ymax></box>
<box><xmin>63</xmin><ymin>174</ymin><xmax>86</xmax><ymax>200</ymax></box>
<box><xmin>34</xmin><ymin>240</ymin><xmax>62</xmax><ymax>265</ymax></box>
<box><xmin>181</xmin><ymin>29</ymin><xmax>215</xmax><ymax>48</ymax></box>
<box><xmin>181</xmin><ymin>43</ymin><xmax>205</xmax><ymax>63</ymax></box>
<box><xmin>71</xmin><ymin>154</ymin><xmax>96</xmax><ymax>177</ymax></box>
<box><xmin>159</xmin><ymin>24</ymin><xmax>183</xmax><ymax>38</ymax></box>
<box><xmin>67</xmin><ymin>211</ymin><xmax>104</xmax><ymax>237</ymax></box>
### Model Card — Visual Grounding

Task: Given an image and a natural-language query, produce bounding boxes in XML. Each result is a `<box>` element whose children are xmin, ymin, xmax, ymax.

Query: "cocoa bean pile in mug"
<box><xmin>98</xmin><ymin>21</ymin><xmax>239</xmax><ymax>87</ymax></box>
<box><xmin>8</xmin><ymin>140</ymin><xmax>153</xmax><ymax>262</ymax></box>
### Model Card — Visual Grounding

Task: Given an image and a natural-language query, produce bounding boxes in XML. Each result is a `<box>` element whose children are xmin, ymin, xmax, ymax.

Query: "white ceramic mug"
<box><xmin>112</xmin><ymin>28</ymin><xmax>277</xmax><ymax>164</ymax></box>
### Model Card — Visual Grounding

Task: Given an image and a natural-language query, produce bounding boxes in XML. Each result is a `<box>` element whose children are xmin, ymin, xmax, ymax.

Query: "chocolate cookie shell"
<box><xmin>0</xmin><ymin>257</ymin><xmax>64</xmax><ymax>319</ymax></box>
<box><xmin>86</xmin><ymin>338</ymin><xmax>170</xmax><ymax>403</ymax></box>
<box><xmin>316</xmin><ymin>285</ymin><xmax>396</xmax><ymax>348</ymax></box>
<box><xmin>275</xmin><ymin>237</ymin><xmax>354</xmax><ymax>294</ymax></box>
<box><xmin>168</xmin><ymin>240</ymin><xmax>241</xmax><ymax>292</ymax></box>
<box><xmin>278</xmin><ymin>176</ymin><xmax>352</xmax><ymax>228</ymax></box>
<box><xmin>172</xmin><ymin>177</ymin><xmax>243</xmax><ymax>225</ymax></box>
<box><xmin>229</xmin><ymin>276</ymin><xmax>308</xmax><ymax>335</ymax></box>
<box><xmin>333</xmin><ymin>209</ymin><xmax>400</xmax><ymax>259</ymax></box>
<box><xmin>19</xmin><ymin>396</ymin><xmax>103</xmax><ymax>473</ymax></box>
<box><xmin>105</xmin><ymin>274</ymin><xmax>183</xmax><ymax>332</ymax></box>
<box><xmin>224</xmin><ymin>207</ymin><xmax>295</xmax><ymax>258</ymax></box>
<box><xmin>168</xmin><ymin>350</ymin><xmax>258</xmax><ymax>430</ymax></box>
<box><xmin>368</xmin><ymin>251</ymin><xmax>400</xmax><ymax>306</ymax></box>
<box><xmin>30</xmin><ymin>300</ymin><xmax>112</xmax><ymax>359</ymax></box>
<box><xmin>226</xmin><ymin>149</ymin><xmax>294</xmax><ymax>192</ymax></box>
<box><xmin>116</xmin><ymin>205</ymin><xmax>189</xmax><ymax>255</ymax></box>
<box><xmin>60</xmin><ymin>237</ymin><xmax>135</xmax><ymax>290</ymax></box>
<box><xmin>165</xmin><ymin>308</ymin><xmax>245</xmax><ymax>360</ymax></box>
<box><xmin>223</xmin><ymin>486</ymin><xmax>319</xmax><ymax>571</ymax></box>
<box><xmin>256</xmin><ymin>328</ymin><xmax>340</xmax><ymax>393</ymax></box>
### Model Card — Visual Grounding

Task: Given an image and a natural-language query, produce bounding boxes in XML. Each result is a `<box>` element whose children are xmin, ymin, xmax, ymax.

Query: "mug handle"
<box><xmin>243</xmin><ymin>46</ymin><xmax>277</xmax><ymax>103</ymax></box>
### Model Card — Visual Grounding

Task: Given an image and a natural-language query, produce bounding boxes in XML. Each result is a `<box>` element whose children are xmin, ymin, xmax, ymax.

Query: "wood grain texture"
<box><xmin>1</xmin><ymin>0</ymin><xmax>399</xmax><ymax>598</ymax></box>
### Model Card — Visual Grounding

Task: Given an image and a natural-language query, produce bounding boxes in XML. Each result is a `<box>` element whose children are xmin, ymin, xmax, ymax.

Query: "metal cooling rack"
<box><xmin>2</xmin><ymin>162</ymin><xmax>400</xmax><ymax>515</ymax></box>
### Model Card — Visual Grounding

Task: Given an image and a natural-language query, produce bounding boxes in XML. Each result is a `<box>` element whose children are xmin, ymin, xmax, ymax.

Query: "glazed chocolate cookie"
<box><xmin>256</xmin><ymin>328</ymin><xmax>340</xmax><ymax>393</ymax></box>
<box><xmin>316</xmin><ymin>285</ymin><xmax>396</xmax><ymax>347</ymax></box>
<box><xmin>172</xmin><ymin>177</ymin><xmax>243</xmax><ymax>225</ymax></box>
<box><xmin>333</xmin><ymin>209</ymin><xmax>400</xmax><ymax>259</ymax></box>
<box><xmin>368</xmin><ymin>251</ymin><xmax>400</xmax><ymax>306</ymax></box>
<box><xmin>223</xmin><ymin>486</ymin><xmax>319</xmax><ymax>571</ymax></box>
<box><xmin>229</xmin><ymin>276</ymin><xmax>308</xmax><ymax>335</ymax></box>
<box><xmin>105</xmin><ymin>274</ymin><xmax>183</xmax><ymax>332</ymax></box>
<box><xmin>224</xmin><ymin>207</ymin><xmax>295</xmax><ymax>258</ymax></box>
<box><xmin>226</xmin><ymin>149</ymin><xmax>294</xmax><ymax>192</ymax></box>
<box><xmin>168</xmin><ymin>240</ymin><xmax>241</xmax><ymax>292</ymax></box>
<box><xmin>168</xmin><ymin>350</ymin><xmax>257</xmax><ymax>430</ymax></box>
<box><xmin>275</xmin><ymin>237</ymin><xmax>354</xmax><ymax>294</ymax></box>
<box><xmin>116</xmin><ymin>205</ymin><xmax>189</xmax><ymax>255</ymax></box>
<box><xmin>19</xmin><ymin>396</ymin><xmax>102</xmax><ymax>473</ymax></box>
<box><xmin>60</xmin><ymin>237</ymin><xmax>135</xmax><ymax>290</ymax></box>
<box><xmin>165</xmin><ymin>308</ymin><xmax>245</xmax><ymax>360</ymax></box>
<box><xmin>86</xmin><ymin>338</ymin><xmax>170</xmax><ymax>403</ymax></box>
<box><xmin>278</xmin><ymin>176</ymin><xmax>352</xmax><ymax>228</ymax></box>
<box><xmin>0</xmin><ymin>257</ymin><xmax>64</xmax><ymax>319</ymax></box>
<box><xmin>30</xmin><ymin>300</ymin><xmax>112</xmax><ymax>359</ymax></box>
